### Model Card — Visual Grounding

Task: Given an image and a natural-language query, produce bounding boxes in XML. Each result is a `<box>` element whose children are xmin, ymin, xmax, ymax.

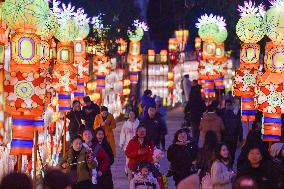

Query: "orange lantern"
<box><xmin>241</xmin><ymin>95</ymin><xmax>256</xmax><ymax>122</ymax></box>
<box><xmin>195</xmin><ymin>37</ymin><xmax>202</xmax><ymax>51</ymax></box>
<box><xmin>202</xmin><ymin>41</ymin><xmax>216</xmax><ymax>60</ymax></box>
<box><xmin>203</xmin><ymin>80</ymin><xmax>215</xmax><ymax>98</ymax></box>
<box><xmin>93</xmin><ymin>55</ymin><xmax>110</xmax><ymax>89</ymax></box>
<box><xmin>148</xmin><ymin>49</ymin><xmax>155</xmax><ymax>63</ymax></box>
<box><xmin>58</xmin><ymin>92</ymin><xmax>72</xmax><ymax>112</ymax></box>
<box><xmin>215</xmin><ymin>77</ymin><xmax>225</xmax><ymax>90</ymax></box>
<box><xmin>262</xmin><ymin>113</ymin><xmax>282</xmax><ymax>141</ymax></box>
<box><xmin>116</xmin><ymin>38</ymin><xmax>127</xmax><ymax>55</ymax></box>
<box><xmin>160</xmin><ymin>50</ymin><xmax>167</xmax><ymax>63</ymax></box>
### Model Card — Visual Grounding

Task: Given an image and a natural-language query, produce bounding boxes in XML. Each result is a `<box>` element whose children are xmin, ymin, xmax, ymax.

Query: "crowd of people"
<box><xmin>0</xmin><ymin>82</ymin><xmax>284</xmax><ymax>189</ymax></box>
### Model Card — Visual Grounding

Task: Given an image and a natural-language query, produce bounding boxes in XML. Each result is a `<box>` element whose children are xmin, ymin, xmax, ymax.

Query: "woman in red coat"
<box><xmin>125</xmin><ymin>125</ymin><xmax>154</xmax><ymax>174</ymax></box>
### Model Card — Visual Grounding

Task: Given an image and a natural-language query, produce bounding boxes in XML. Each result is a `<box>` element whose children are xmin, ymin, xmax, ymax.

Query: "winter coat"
<box><xmin>88</xmin><ymin>143</ymin><xmax>110</xmax><ymax>174</ymax></box>
<box><xmin>185</xmin><ymin>97</ymin><xmax>206</xmax><ymax>125</ymax></box>
<box><xmin>59</xmin><ymin>147</ymin><xmax>97</xmax><ymax>183</ymax></box>
<box><xmin>167</xmin><ymin>142</ymin><xmax>198</xmax><ymax>186</ymax></box>
<box><xmin>222</xmin><ymin>110</ymin><xmax>242</xmax><ymax>143</ymax></box>
<box><xmin>237</xmin><ymin>160</ymin><xmax>279</xmax><ymax>189</ymax></box>
<box><xmin>142</xmin><ymin>114</ymin><xmax>167</xmax><ymax>146</ymax></box>
<box><xmin>272</xmin><ymin>157</ymin><xmax>284</xmax><ymax>189</ymax></box>
<box><xmin>199</xmin><ymin>112</ymin><xmax>224</xmax><ymax>147</ymax></box>
<box><xmin>182</xmin><ymin>77</ymin><xmax>192</xmax><ymax>102</ymax></box>
<box><xmin>119</xmin><ymin>119</ymin><xmax>140</xmax><ymax>151</ymax></box>
<box><xmin>94</xmin><ymin>113</ymin><xmax>116</xmax><ymax>156</ymax></box>
<box><xmin>129</xmin><ymin>172</ymin><xmax>160</xmax><ymax>189</ymax></box>
<box><xmin>210</xmin><ymin>160</ymin><xmax>233</xmax><ymax>189</ymax></box>
<box><xmin>82</xmin><ymin>102</ymin><xmax>100</xmax><ymax>129</ymax></box>
<box><xmin>125</xmin><ymin>137</ymin><xmax>154</xmax><ymax>171</ymax></box>
<box><xmin>67</xmin><ymin>110</ymin><xmax>84</xmax><ymax>138</ymax></box>
<box><xmin>141</xmin><ymin>95</ymin><xmax>156</xmax><ymax>118</ymax></box>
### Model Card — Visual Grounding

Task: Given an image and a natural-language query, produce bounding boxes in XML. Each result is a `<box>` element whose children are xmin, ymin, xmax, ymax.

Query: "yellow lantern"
<box><xmin>123</xmin><ymin>88</ymin><xmax>131</xmax><ymax>96</ymax></box>
<box><xmin>160</xmin><ymin>50</ymin><xmax>167</xmax><ymax>63</ymax></box>
<box><xmin>123</xmin><ymin>79</ymin><xmax>131</xmax><ymax>87</ymax></box>
<box><xmin>195</xmin><ymin>37</ymin><xmax>202</xmax><ymax>50</ymax></box>
<box><xmin>116</xmin><ymin>38</ymin><xmax>127</xmax><ymax>55</ymax></box>
<box><xmin>148</xmin><ymin>49</ymin><xmax>155</xmax><ymax>63</ymax></box>
<box><xmin>168</xmin><ymin>38</ymin><xmax>177</xmax><ymax>52</ymax></box>
<box><xmin>87</xmin><ymin>79</ymin><xmax>97</xmax><ymax>92</ymax></box>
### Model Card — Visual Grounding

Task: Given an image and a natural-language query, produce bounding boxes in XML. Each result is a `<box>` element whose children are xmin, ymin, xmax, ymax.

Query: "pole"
<box><xmin>63</xmin><ymin>112</ymin><xmax>67</xmax><ymax>157</ymax></box>
<box><xmin>17</xmin><ymin>155</ymin><xmax>22</xmax><ymax>172</ymax></box>
<box><xmin>246</xmin><ymin>118</ymin><xmax>250</xmax><ymax>139</ymax></box>
<box><xmin>146</xmin><ymin>58</ymin><xmax>149</xmax><ymax>90</ymax></box>
<box><xmin>33</xmin><ymin>130</ymin><xmax>38</xmax><ymax>189</ymax></box>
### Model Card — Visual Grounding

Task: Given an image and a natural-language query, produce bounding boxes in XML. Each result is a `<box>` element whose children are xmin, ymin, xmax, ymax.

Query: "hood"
<box><xmin>270</xmin><ymin>142</ymin><xmax>284</xmax><ymax>158</ymax></box>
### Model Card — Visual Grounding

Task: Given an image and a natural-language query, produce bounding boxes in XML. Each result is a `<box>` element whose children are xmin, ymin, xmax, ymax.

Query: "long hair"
<box><xmin>211</xmin><ymin>143</ymin><xmax>232</xmax><ymax>168</ymax></box>
<box><xmin>93</xmin><ymin>127</ymin><xmax>109</xmax><ymax>145</ymax></box>
<box><xmin>172</xmin><ymin>129</ymin><xmax>189</xmax><ymax>144</ymax></box>
<box><xmin>135</xmin><ymin>123</ymin><xmax>151</xmax><ymax>147</ymax></box>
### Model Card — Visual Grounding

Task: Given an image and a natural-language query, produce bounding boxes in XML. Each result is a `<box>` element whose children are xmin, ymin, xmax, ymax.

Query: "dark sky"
<box><xmin>61</xmin><ymin>0</ymin><xmax>271</xmax><ymax>56</ymax></box>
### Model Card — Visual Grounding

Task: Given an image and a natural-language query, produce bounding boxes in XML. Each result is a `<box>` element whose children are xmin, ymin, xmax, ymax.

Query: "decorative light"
<box><xmin>160</xmin><ymin>50</ymin><xmax>167</xmax><ymax>63</ymax></box>
<box><xmin>168</xmin><ymin>38</ymin><xmax>178</xmax><ymax>52</ymax></box>
<box><xmin>116</xmin><ymin>38</ymin><xmax>127</xmax><ymax>55</ymax></box>
<box><xmin>236</xmin><ymin>1</ymin><xmax>266</xmax><ymax>43</ymax></box>
<box><xmin>87</xmin><ymin>79</ymin><xmax>96</xmax><ymax>92</ymax></box>
<box><xmin>148</xmin><ymin>49</ymin><xmax>155</xmax><ymax>63</ymax></box>
<box><xmin>127</xmin><ymin>19</ymin><xmax>148</xmax><ymax>42</ymax></box>
<box><xmin>195</xmin><ymin>37</ymin><xmax>202</xmax><ymax>50</ymax></box>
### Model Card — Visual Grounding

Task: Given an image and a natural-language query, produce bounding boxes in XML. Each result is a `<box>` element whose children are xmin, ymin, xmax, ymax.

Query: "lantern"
<box><xmin>262</xmin><ymin>113</ymin><xmax>282</xmax><ymax>141</ymax></box>
<box><xmin>203</xmin><ymin>80</ymin><xmax>215</xmax><ymax>98</ymax></box>
<box><xmin>195</xmin><ymin>37</ymin><xmax>202</xmax><ymax>51</ymax></box>
<box><xmin>87</xmin><ymin>79</ymin><xmax>96</xmax><ymax>92</ymax></box>
<box><xmin>198</xmin><ymin>60</ymin><xmax>220</xmax><ymax>80</ymax></box>
<box><xmin>58</xmin><ymin>92</ymin><xmax>72</xmax><ymax>112</ymax></box>
<box><xmin>93</xmin><ymin>55</ymin><xmax>110</xmax><ymax>89</ymax></box>
<box><xmin>240</xmin><ymin>43</ymin><xmax>260</xmax><ymax>70</ymax></box>
<box><xmin>2</xmin><ymin>0</ymin><xmax>51</xmax><ymax>153</ymax></box>
<box><xmin>215</xmin><ymin>77</ymin><xmax>225</xmax><ymax>90</ymax></box>
<box><xmin>148</xmin><ymin>49</ymin><xmax>155</xmax><ymax>63</ymax></box>
<box><xmin>160</xmin><ymin>50</ymin><xmax>167</xmax><ymax>63</ymax></box>
<box><xmin>234</xmin><ymin>69</ymin><xmax>258</xmax><ymax>96</ymax></box>
<box><xmin>241</xmin><ymin>95</ymin><xmax>256</xmax><ymax>122</ymax></box>
<box><xmin>116</xmin><ymin>38</ymin><xmax>127</xmax><ymax>55</ymax></box>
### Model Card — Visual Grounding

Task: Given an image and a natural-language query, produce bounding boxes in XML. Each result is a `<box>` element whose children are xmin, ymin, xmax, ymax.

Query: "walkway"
<box><xmin>112</xmin><ymin>106</ymin><xmax>184</xmax><ymax>189</ymax></box>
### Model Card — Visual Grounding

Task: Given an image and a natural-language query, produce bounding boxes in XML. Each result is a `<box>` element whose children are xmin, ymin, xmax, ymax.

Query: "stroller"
<box><xmin>131</xmin><ymin>162</ymin><xmax>168</xmax><ymax>189</ymax></box>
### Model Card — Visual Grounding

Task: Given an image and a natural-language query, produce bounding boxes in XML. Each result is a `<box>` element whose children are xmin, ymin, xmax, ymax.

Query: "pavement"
<box><xmin>112</xmin><ymin>106</ymin><xmax>184</xmax><ymax>189</ymax></box>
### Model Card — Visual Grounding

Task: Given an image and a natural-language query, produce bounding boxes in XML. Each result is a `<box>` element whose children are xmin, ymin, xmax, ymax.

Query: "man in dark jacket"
<box><xmin>82</xmin><ymin>96</ymin><xmax>100</xmax><ymax>130</ymax></box>
<box><xmin>142</xmin><ymin>105</ymin><xmax>167</xmax><ymax>148</ymax></box>
<box><xmin>222</xmin><ymin>99</ymin><xmax>242</xmax><ymax>162</ymax></box>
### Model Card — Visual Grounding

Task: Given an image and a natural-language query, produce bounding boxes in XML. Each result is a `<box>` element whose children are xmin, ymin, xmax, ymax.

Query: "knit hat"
<box><xmin>270</xmin><ymin>142</ymin><xmax>284</xmax><ymax>158</ymax></box>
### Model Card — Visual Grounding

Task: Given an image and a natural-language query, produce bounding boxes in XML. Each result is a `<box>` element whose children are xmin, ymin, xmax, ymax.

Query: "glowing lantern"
<box><xmin>168</xmin><ymin>38</ymin><xmax>178</xmax><ymax>52</ymax></box>
<box><xmin>262</xmin><ymin>113</ymin><xmax>282</xmax><ymax>141</ymax></box>
<box><xmin>202</xmin><ymin>41</ymin><xmax>216</xmax><ymax>60</ymax></box>
<box><xmin>148</xmin><ymin>49</ymin><xmax>155</xmax><ymax>63</ymax></box>
<box><xmin>195</xmin><ymin>37</ymin><xmax>202</xmax><ymax>51</ymax></box>
<box><xmin>234</xmin><ymin>69</ymin><xmax>258</xmax><ymax>96</ymax></box>
<box><xmin>160</xmin><ymin>50</ymin><xmax>167</xmax><ymax>63</ymax></box>
<box><xmin>241</xmin><ymin>95</ymin><xmax>256</xmax><ymax>122</ymax></box>
<box><xmin>2</xmin><ymin>0</ymin><xmax>51</xmax><ymax>155</ymax></box>
<box><xmin>123</xmin><ymin>88</ymin><xmax>131</xmax><ymax>96</ymax></box>
<box><xmin>127</xmin><ymin>20</ymin><xmax>148</xmax><ymax>84</ymax></box>
<box><xmin>203</xmin><ymin>80</ymin><xmax>215</xmax><ymax>98</ymax></box>
<box><xmin>93</xmin><ymin>55</ymin><xmax>110</xmax><ymax>89</ymax></box>
<box><xmin>123</xmin><ymin>79</ymin><xmax>131</xmax><ymax>87</ymax></box>
<box><xmin>240</xmin><ymin>43</ymin><xmax>260</xmax><ymax>70</ymax></box>
<box><xmin>175</xmin><ymin>29</ymin><xmax>189</xmax><ymax>51</ymax></box>
<box><xmin>215</xmin><ymin>77</ymin><xmax>225</xmax><ymax>89</ymax></box>
<box><xmin>116</xmin><ymin>38</ymin><xmax>127</xmax><ymax>55</ymax></box>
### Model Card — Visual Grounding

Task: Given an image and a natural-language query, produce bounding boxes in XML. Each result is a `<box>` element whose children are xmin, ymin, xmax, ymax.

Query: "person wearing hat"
<box><xmin>82</xmin><ymin>96</ymin><xmax>100</xmax><ymax>131</ymax></box>
<box><xmin>94</xmin><ymin>106</ymin><xmax>117</xmax><ymax>156</ymax></box>
<box><xmin>270</xmin><ymin>142</ymin><xmax>284</xmax><ymax>189</ymax></box>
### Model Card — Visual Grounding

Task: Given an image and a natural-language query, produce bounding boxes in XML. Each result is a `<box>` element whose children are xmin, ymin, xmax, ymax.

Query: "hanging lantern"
<box><xmin>241</xmin><ymin>95</ymin><xmax>256</xmax><ymax>122</ymax></box>
<box><xmin>160</xmin><ymin>50</ymin><xmax>167</xmax><ymax>63</ymax></box>
<box><xmin>148</xmin><ymin>49</ymin><xmax>155</xmax><ymax>63</ymax></box>
<box><xmin>93</xmin><ymin>55</ymin><xmax>110</xmax><ymax>89</ymax></box>
<box><xmin>194</xmin><ymin>36</ymin><xmax>202</xmax><ymax>51</ymax></box>
<box><xmin>58</xmin><ymin>92</ymin><xmax>72</xmax><ymax>112</ymax></box>
<box><xmin>129</xmin><ymin>71</ymin><xmax>139</xmax><ymax>84</ymax></box>
<box><xmin>262</xmin><ymin>113</ymin><xmax>282</xmax><ymax>141</ymax></box>
<box><xmin>168</xmin><ymin>38</ymin><xmax>178</xmax><ymax>52</ymax></box>
<box><xmin>74</xmin><ymin>79</ymin><xmax>86</xmax><ymax>101</ymax></box>
<box><xmin>198</xmin><ymin>60</ymin><xmax>220</xmax><ymax>80</ymax></box>
<box><xmin>240</xmin><ymin>43</ymin><xmax>260</xmax><ymax>69</ymax></box>
<box><xmin>234</xmin><ymin>69</ymin><xmax>258</xmax><ymax>96</ymax></box>
<box><xmin>116</xmin><ymin>38</ymin><xmax>127</xmax><ymax>55</ymax></box>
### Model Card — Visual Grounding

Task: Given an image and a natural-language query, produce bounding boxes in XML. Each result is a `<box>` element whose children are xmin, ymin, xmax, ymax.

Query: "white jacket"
<box><xmin>119</xmin><ymin>119</ymin><xmax>139</xmax><ymax>151</ymax></box>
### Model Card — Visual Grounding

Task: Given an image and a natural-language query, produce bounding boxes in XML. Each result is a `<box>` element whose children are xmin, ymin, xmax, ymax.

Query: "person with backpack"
<box><xmin>82</xmin><ymin>129</ymin><xmax>110</xmax><ymax>187</ymax></box>
<box><xmin>222</xmin><ymin>99</ymin><xmax>242</xmax><ymax>162</ymax></box>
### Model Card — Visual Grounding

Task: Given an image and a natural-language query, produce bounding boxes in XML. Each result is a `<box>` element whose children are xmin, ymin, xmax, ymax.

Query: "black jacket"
<box><xmin>222</xmin><ymin>109</ymin><xmax>242</xmax><ymax>143</ymax></box>
<box><xmin>167</xmin><ymin>142</ymin><xmax>198</xmax><ymax>186</ymax></box>
<box><xmin>272</xmin><ymin>157</ymin><xmax>284</xmax><ymax>189</ymax></box>
<box><xmin>142</xmin><ymin>114</ymin><xmax>167</xmax><ymax>146</ymax></box>
<box><xmin>82</xmin><ymin>102</ymin><xmax>100</xmax><ymax>128</ymax></box>
<box><xmin>237</xmin><ymin>160</ymin><xmax>279</xmax><ymax>189</ymax></box>
<box><xmin>66</xmin><ymin>110</ymin><xmax>83</xmax><ymax>134</ymax></box>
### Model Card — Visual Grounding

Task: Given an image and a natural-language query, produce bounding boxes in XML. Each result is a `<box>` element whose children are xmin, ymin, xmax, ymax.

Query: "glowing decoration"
<box><xmin>148</xmin><ymin>49</ymin><xmax>155</xmax><ymax>63</ymax></box>
<box><xmin>116</xmin><ymin>38</ymin><xmax>127</xmax><ymax>55</ymax></box>
<box><xmin>58</xmin><ymin>93</ymin><xmax>71</xmax><ymax>112</ymax></box>
<box><xmin>196</xmin><ymin>14</ymin><xmax>227</xmax><ymax>42</ymax></box>
<box><xmin>54</xmin><ymin>18</ymin><xmax>80</xmax><ymax>42</ymax></box>
<box><xmin>240</xmin><ymin>43</ymin><xmax>260</xmax><ymax>69</ymax></box>
<box><xmin>265</xmin><ymin>46</ymin><xmax>284</xmax><ymax>74</ymax></box>
<box><xmin>262</xmin><ymin>113</ymin><xmax>282</xmax><ymax>141</ymax></box>
<box><xmin>195</xmin><ymin>37</ymin><xmax>202</xmax><ymax>51</ymax></box>
<box><xmin>2</xmin><ymin>0</ymin><xmax>50</xmax><ymax>33</ymax></box>
<box><xmin>215</xmin><ymin>77</ymin><xmax>225</xmax><ymax>89</ymax></box>
<box><xmin>93</xmin><ymin>55</ymin><xmax>110</xmax><ymax>89</ymax></box>
<box><xmin>160</xmin><ymin>50</ymin><xmax>167</xmax><ymax>63</ymax></box>
<box><xmin>265</xmin><ymin>0</ymin><xmax>284</xmax><ymax>45</ymax></box>
<box><xmin>127</xmin><ymin>19</ymin><xmax>148</xmax><ymax>42</ymax></box>
<box><xmin>199</xmin><ymin>60</ymin><xmax>220</xmax><ymax>80</ymax></box>
<box><xmin>203</xmin><ymin>80</ymin><xmax>215</xmax><ymax>98</ymax></box>
<box><xmin>234</xmin><ymin>69</ymin><xmax>258</xmax><ymax>96</ymax></box>
<box><xmin>91</xmin><ymin>13</ymin><xmax>110</xmax><ymax>39</ymax></box>
<box><xmin>37</xmin><ymin>11</ymin><xmax>59</xmax><ymax>41</ymax></box>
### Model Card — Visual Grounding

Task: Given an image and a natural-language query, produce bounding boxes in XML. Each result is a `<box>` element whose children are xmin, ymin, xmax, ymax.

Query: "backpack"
<box><xmin>201</xmin><ymin>172</ymin><xmax>213</xmax><ymax>189</ymax></box>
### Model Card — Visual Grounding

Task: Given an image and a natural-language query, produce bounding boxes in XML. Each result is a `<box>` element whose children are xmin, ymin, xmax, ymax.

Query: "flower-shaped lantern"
<box><xmin>73</xmin><ymin>8</ymin><xmax>90</xmax><ymax>101</ymax></box>
<box><xmin>196</xmin><ymin>14</ymin><xmax>227</xmax><ymax>98</ymax></box>
<box><xmin>127</xmin><ymin>19</ymin><xmax>148</xmax><ymax>84</ymax></box>
<box><xmin>52</xmin><ymin>2</ymin><xmax>81</xmax><ymax>112</ymax></box>
<box><xmin>255</xmin><ymin>0</ymin><xmax>284</xmax><ymax>141</ymax></box>
<box><xmin>2</xmin><ymin>0</ymin><xmax>51</xmax><ymax>155</ymax></box>
<box><xmin>234</xmin><ymin>1</ymin><xmax>266</xmax><ymax>123</ymax></box>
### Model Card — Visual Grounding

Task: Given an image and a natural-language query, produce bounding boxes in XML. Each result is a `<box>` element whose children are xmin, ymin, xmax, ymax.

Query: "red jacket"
<box><xmin>90</xmin><ymin>144</ymin><xmax>110</xmax><ymax>174</ymax></box>
<box><xmin>125</xmin><ymin>137</ymin><xmax>154</xmax><ymax>170</ymax></box>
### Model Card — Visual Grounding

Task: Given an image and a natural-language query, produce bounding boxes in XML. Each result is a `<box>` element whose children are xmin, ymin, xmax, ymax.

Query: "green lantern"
<box><xmin>198</xmin><ymin>23</ymin><xmax>219</xmax><ymax>41</ymax></box>
<box><xmin>236</xmin><ymin>15</ymin><xmax>265</xmax><ymax>43</ymax></box>
<box><xmin>77</xmin><ymin>22</ymin><xmax>90</xmax><ymax>40</ymax></box>
<box><xmin>55</xmin><ymin>18</ymin><xmax>80</xmax><ymax>42</ymax></box>
<box><xmin>215</xmin><ymin>28</ymin><xmax>228</xmax><ymax>43</ymax></box>
<box><xmin>265</xmin><ymin>6</ymin><xmax>284</xmax><ymax>45</ymax></box>
<box><xmin>2</xmin><ymin>0</ymin><xmax>49</xmax><ymax>32</ymax></box>
<box><xmin>37</xmin><ymin>12</ymin><xmax>59</xmax><ymax>40</ymax></box>
<box><xmin>127</xmin><ymin>27</ymin><xmax>144</xmax><ymax>42</ymax></box>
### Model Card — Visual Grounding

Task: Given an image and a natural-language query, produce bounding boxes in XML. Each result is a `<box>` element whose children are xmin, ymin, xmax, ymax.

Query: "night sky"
<box><xmin>61</xmin><ymin>0</ymin><xmax>271</xmax><ymax>57</ymax></box>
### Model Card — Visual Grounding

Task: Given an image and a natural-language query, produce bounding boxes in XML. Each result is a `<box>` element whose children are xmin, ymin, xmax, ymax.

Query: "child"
<box><xmin>60</xmin><ymin>135</ymin><xmax>97</xmax><ymax>189</ymax></box>
<box><xmin>130</xmin><ymin>164</ymin><xmax>160</xmax><ymax>189</ymax></box>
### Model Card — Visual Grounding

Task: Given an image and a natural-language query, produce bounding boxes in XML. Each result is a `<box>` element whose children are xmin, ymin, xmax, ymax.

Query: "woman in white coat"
<box><xmin>119</xmin><ymin>111</ymin><xmax>140</xmax><ymax>174</ymax></box>
<box><xmin>211</xmin><ymin>143</ymin><xmax>235</xmax><ymax>189</ymax></box>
